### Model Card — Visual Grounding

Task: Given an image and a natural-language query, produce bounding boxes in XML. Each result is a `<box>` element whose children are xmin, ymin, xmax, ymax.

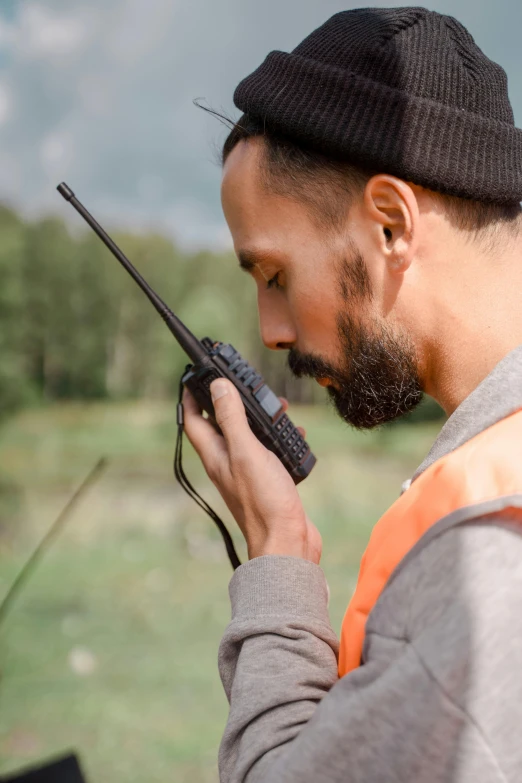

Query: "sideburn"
<box><xmin>337</xmin><ymin>245</ymin><xmax>373</xmax><ymax>302</ymax></box>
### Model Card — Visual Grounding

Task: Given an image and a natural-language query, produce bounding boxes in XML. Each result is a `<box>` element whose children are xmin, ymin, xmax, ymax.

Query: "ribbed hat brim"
<box><xmin>234</xmin><ymin>51</ymin><xmax>522</xmax><ymax>204</ymax></box>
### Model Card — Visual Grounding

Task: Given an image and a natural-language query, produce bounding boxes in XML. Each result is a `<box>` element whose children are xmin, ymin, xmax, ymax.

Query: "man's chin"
<box><xmin>327</xmin><ymin>384</ymin><xmax>424</xmax><ymax>430</ymax></box>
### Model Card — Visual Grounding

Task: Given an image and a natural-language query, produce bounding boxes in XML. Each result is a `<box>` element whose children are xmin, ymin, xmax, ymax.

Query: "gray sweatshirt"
<box><xmin>218</xmin><ymin>346</ymin><xmax>522</xmax><ymax>782</ymax></box>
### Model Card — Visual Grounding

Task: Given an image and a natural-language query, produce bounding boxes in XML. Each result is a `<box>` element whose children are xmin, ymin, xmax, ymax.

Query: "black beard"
<box><xmin>287</xmin><ymin>311</ymin><xmax>423</xmax><ymax>430</ymax></box>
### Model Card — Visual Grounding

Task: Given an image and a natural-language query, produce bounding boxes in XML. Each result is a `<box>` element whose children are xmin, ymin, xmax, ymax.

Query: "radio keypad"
<box><xmin>214</xmin><ymin>343</ymin><xmax>312</xmax><ymax>467</ymax></box>
<box><xmin>287</xmin><ymin>431</ymin><xmax>298</xmax><ymax>447</ymax></box>
<box><xmin>276</xmin><ymin>415</ymin><xmax>288</xmax><ymax>432</ymax></box>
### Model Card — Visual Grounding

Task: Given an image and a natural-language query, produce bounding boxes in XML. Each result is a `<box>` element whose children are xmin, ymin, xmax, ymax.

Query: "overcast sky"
<box><xmin>0</xmin><ymin>0</ymin><xmax>520</xmax><ymax>248</ymax></box>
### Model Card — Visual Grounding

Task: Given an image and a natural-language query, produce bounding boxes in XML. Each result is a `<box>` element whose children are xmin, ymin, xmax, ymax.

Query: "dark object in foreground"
<box><xmin>1</xmin><ymin>753</ymin><xmax>87</xmax><ymax>782</ymax></box>
<box><xmin>57</xmin><ymin>183</ymin><xmax>317</xmax><ymax>570</ymax></box>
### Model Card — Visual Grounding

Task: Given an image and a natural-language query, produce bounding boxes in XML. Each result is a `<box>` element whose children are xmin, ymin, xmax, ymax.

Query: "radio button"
<box><xmin>276</xmin><ymin>415</ymin><xmax>288</xmax><ymax>432</ymax></box>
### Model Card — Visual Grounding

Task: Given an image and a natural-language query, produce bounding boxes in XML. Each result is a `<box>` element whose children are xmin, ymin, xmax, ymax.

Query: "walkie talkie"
<box><xmin>57</xmin><ymin>183</ymin><xmax>317</xmax><ymax>569</ymax></box>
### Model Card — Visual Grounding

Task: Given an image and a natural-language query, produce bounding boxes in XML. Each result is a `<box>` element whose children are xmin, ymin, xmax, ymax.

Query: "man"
<box><xmin>185</xmin><ymin>8</ymin><xmax>522</xmax><ymax>782</ymax></box>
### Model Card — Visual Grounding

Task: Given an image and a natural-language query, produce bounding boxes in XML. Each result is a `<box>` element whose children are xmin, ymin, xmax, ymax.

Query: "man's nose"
<box><xmin>257</xmin><ymin>289</ymin><xmax>296</xmax><ymax>351</ymax></box>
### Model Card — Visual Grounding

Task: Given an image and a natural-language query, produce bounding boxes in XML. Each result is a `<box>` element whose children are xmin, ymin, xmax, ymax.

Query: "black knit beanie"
<box><xmin>234</xmin><ymin>7</ymin><xmax>522</xmax><ymax>204</ymax></box>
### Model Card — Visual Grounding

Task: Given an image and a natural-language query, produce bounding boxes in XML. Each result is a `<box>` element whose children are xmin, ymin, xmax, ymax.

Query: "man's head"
<box><xmin>220</xmin><ymin>8</ymin><xmax>522</xmax><ymax>428</ymax></box>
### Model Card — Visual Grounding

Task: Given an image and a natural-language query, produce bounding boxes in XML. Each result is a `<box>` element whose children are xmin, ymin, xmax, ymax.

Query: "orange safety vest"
<box><xmin>338</xmin><ymin>409</ymin><xmax>522</xmax><ymax>678</ymax></box>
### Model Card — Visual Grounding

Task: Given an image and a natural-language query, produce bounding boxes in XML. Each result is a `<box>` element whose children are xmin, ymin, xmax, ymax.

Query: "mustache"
<box><xmin>287</xmin><ymin>349</ymin><xmax>342</xmax><ymax>383</ymax></box>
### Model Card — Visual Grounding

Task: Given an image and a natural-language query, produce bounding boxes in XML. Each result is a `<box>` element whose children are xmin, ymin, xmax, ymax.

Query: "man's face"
<box><xmin>221</xmin><ymin>138</ymin><xmax>423</xmax><ymax>429</ymax></box>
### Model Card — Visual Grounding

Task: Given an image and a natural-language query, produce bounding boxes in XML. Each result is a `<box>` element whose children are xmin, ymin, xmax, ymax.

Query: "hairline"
<box><xmin>223</xmin><ymin>117</ymin><xmax>522</xmax><ymax>245</ymax></box>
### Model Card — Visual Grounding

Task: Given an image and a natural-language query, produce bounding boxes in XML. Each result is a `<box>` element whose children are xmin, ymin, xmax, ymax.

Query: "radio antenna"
<box><xmin>57</xmin><ymin>183</ymin><xmax>207</xmax><ymax>363</ymax></box>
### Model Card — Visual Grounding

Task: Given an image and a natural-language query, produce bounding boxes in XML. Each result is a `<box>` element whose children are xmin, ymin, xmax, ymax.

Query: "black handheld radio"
<box><xmin>57</xmin><ymin>183</ymin><xmax>317</xmax><ymax>569</ymax></box>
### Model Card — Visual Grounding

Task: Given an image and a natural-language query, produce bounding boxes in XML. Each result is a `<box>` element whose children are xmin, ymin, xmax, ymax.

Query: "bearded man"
<box><xmin>184</xmin><ymin>8</ymin><xmax>522</xmax><ymax>782</ymax></box>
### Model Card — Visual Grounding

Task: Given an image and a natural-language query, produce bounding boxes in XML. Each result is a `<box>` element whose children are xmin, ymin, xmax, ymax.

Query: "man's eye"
<box><xmin>266</xmin><ymin>272</ymin><xmax>283</xmax><ymax>290</ymax></box>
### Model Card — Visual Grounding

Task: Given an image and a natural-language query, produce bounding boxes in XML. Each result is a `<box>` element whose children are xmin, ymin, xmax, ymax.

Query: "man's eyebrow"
<box><xmin>237</xmin><ymin>249</ymin><xmax>259</xmax><ymax>272</ymax></box>
<box><xmin>237</xmin><ymin>249</ymin><xmax>281</xmax><ymax>272</ymax></box>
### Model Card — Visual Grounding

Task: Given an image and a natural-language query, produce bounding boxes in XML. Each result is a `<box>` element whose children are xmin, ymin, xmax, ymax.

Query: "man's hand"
<box><xmin>183</xmin><ymin>379</ymin><xmax>322</xmax><ymax>564</ymax></box>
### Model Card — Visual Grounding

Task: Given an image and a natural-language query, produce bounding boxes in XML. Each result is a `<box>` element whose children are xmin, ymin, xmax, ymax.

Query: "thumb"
<box><xmin>210</xmin><ymin>379</ymin><xmax>256</xmax><ymax>452</ymax></box>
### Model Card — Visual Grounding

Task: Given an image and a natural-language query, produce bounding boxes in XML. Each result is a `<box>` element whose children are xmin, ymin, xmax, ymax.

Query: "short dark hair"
<box><xmin>223</xmin><ymin>114</ymin><xmax>372</xmax><ymax>231</ymax></box>
<box><xmin>223</xmin><ymin>113</ymin><xmax>522</xmax><ymax>237</ymax></box>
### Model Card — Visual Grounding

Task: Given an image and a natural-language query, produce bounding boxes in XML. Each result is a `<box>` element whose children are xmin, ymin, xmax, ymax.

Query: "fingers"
<box><xmin>210</xmin><ymin>379</ymin><xmax>258</xmax><ymax>455</ymax></box>
<box><xmin>184</xmin><ymin>381</ymin><xmax>306</xmax><ymax>479</ymax></box>
<box><xmin>182</xmin><ymin>387</ymin><xmax>226</xmax><ymax>467</ymax></box>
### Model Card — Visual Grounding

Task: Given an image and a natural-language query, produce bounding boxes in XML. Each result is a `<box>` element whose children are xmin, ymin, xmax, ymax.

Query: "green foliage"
<box><xmin>0</xmin><ymin>210</ymin><xmax>265</xmax><ymax>411</ymax></box>
<box><xmin>0</xmin><ymin>208</ymin><xmax>36</xmax><ymax>420</ymax></box>
<box><xmin>0</xmin><ymin>207</ymin><xmax>444</xmax><ymax>423</ymax></box>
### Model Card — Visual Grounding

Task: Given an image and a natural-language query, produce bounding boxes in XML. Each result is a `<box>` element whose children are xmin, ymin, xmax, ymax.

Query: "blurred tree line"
<box><xmin>0</xmin><ymin>205</ymin><xmax>443</xmax><ymax>424</ymax></box>
<box><xmin>0</xmin><ymin>205</ymin><xmax>325</xmax><ymax>422</ymax></box>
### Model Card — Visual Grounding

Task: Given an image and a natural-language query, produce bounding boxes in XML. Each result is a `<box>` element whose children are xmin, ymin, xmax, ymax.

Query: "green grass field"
<box><xmin>0</xmin><ymin>401</ymin><xmax>440</xmax><ymax>782</ymax></box>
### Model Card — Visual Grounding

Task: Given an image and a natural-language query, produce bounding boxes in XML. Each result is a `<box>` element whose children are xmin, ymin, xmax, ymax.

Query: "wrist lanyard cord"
<box><xmin>174</xmin><ymin>380</ymin><xmax>241</xmax><ymax>571</ymax></box>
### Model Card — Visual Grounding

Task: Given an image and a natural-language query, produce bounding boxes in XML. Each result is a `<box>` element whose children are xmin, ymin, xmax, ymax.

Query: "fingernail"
<box><xmin>211</xmin><ymin>380</ymin><xmax>229</xmax><ymax>402</ymax></box>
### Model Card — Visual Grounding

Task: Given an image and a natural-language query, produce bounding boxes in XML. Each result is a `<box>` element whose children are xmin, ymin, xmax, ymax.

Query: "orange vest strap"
<box><xmin>338</xmin><ymin>409</ymin><xmax>522</xmax><ymax>678</ymax></box>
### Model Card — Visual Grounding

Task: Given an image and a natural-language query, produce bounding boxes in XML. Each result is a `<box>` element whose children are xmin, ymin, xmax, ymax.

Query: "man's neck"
<box><xmin>422</xmin><ymin>234</ymin><xmax>522</xmax><ymax>416</ymax></box>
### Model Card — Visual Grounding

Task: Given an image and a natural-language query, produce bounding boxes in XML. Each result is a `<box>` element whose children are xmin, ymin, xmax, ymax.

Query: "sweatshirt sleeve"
<box><xmin>217</xmin><ymin>522</ymin><xmax>522</xmax><ymax>783</ymax></box>
<box><xmin>218</xmin><ymin>556</ymin><xmax>340</xmax><ymax>780</ymax></box>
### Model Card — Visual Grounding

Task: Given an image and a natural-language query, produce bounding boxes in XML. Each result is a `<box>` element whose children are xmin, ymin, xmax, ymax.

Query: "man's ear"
<box><xmin>363</xmin><ymin>175</ymin><xmax>420</xmax><ymax>274</ymax></box>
